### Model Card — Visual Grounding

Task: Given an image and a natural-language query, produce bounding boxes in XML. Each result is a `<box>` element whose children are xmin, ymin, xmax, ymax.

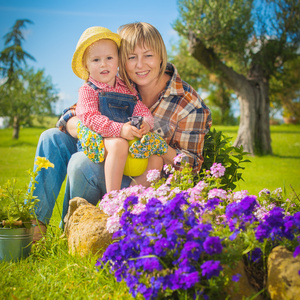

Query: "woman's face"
<box><xmin>125</xmin><ymin>44</ymin><xmax>162</xmax><ymax>88</ymax></box>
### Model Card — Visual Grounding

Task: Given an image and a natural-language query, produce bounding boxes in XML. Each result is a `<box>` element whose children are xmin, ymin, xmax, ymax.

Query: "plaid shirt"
<box><xmin>57</xmin><ymin>63</ymin><xmax>211</xmax><ymax>173</ymax></box>
<box><xmin>150</xmin><ymin>63</ymin><xmax>212</xmax><ymax>173</ymax></box>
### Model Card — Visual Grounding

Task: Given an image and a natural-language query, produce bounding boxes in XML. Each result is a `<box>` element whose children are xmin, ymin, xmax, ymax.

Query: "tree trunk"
<box><xmin>188</xmin><ymin>33</ymin><xmax>272</xmax><ymax>155</ymax></box>
<box><xmin>234</xmin><ymin>79</ymin><xmax>272</xmax><ymax>155</ymax></box>
<box><xmin>12</xmin><ymin>115</ymin><xmax>20</xmax><ymax>139</ymax></box>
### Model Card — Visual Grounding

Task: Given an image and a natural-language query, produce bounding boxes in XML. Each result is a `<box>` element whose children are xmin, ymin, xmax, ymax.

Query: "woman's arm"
<box><xmin>66</xmin><ymin>116</ymin><xmax>80</xmax><ymax>138</ymax></box>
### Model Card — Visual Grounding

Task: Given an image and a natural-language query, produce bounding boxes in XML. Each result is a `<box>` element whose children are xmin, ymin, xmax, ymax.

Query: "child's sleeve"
<box><xmin>132</xmin><ymin>100</ymin><xmax>154</xmax><ymax>130</ymax></box>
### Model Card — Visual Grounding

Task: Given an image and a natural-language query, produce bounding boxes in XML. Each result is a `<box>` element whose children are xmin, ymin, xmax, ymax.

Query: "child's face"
<box><xmin>85</xmin><ymin>39</ymin><xmax>119</xmax><ymax>86</ymax></box>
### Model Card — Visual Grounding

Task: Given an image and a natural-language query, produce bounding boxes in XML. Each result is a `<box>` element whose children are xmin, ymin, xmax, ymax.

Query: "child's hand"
<box><xmin>139</xmin><ymin>121</ymin><xmax>150</xmax><ymax>135</ymax></box>
<box><xmin>120</xmin><ymin>122</ymin><xmax>142</xmax><ymax>140</ymax></box>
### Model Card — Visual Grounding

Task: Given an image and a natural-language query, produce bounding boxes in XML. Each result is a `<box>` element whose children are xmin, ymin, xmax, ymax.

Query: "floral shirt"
<box><xmin>76</xmin><ymin>76</ymin><xmax>154</xmax><ymax>137</ymax></box>
<box><xmin>57</xmin><ymin>63</ymin><xmax>211</xmax><ymax>173</ymax></box>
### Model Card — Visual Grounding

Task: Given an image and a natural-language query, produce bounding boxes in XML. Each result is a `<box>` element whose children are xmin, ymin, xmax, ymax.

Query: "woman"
<box><xmin>32</xmin><ymin>22</ymin><xmax>212</xmax><ymax>241</ymax></box>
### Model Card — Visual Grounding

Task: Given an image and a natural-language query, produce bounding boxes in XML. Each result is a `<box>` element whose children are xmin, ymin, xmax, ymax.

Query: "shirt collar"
<box><xmin>88</xmin><ymin>76</ymin><xmax>125</xmax><ymax>89</ymax></box>
<box><xmin>163</xmin><ymin>63</ymin><xmax>185</xmax><ymax>98</ymax></box>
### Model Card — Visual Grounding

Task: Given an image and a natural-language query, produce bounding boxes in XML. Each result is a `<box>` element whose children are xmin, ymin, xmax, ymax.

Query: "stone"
<box><xmin>64</xmin><ymin>197</ymin><xmax>112</xmax><ymax>257</ymax></box>
<box><xmin>267</xmin><ymin>246</ymin><xmax>300</xmax><ymax>300</ymax></box>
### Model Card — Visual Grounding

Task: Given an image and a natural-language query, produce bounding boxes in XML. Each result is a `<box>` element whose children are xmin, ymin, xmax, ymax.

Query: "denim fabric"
<box><xmin>89</xmin><ymin>80</ymin><xmax>137</xmax><ymax>123</ymax></box>
<box><xmin>32</xmin><ymin>128</ymin><xmax>77</xmax><ymax>225</ymax></box>
<box><xmin>33</xmin><ymin>127</ymin><xmax>132</xmax><ymax>225</ymax></box>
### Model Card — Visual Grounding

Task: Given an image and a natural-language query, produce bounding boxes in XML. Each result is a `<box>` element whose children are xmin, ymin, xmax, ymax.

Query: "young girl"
<box><xmin>72</xmin><ymin>26</ymin><xmax>159</xmax><ymax>193</ymax></box>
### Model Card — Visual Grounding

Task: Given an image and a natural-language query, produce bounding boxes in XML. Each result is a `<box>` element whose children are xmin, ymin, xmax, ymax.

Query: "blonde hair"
<box><xmin>117</xmin><ymin>22</ymin><xmax>167</xmax><ymax>90</ymax></box>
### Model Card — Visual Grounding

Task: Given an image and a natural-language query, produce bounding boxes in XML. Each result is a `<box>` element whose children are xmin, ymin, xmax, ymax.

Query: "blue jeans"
<box><xmin>32</xmin><ymin>128</ymin><xmax>131</xmax><ymax>225</ymax></box>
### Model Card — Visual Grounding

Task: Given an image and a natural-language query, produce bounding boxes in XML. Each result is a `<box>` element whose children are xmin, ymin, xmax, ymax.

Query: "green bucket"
<box><xmin>0</xmin><ymin>226</ymin><xmax>34</xmax><ymax>262</ymax></box>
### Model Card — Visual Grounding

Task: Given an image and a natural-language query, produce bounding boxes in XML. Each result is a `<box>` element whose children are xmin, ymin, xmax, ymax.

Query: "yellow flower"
<box><xmin>35</xmin><ymin>157</ymin><xmax>55</xmax><ymax>169</ymax></box>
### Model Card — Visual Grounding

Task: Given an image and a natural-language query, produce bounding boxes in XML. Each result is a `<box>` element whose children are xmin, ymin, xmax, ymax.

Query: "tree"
<box><xmin>0</xmin><ymin>19</ymin><xmax>58</xmax><ymax>139</ymax></box>
<box><xmin>0</xmin><ymin>19</ymin><xmax>35</xmax><ymax>81</ymax></box>
<box><xmin>270</xmin><ymin>56</ymin><xmax>300</xmax><ymax>123</ymax></box>
<box><xmin>174</xmin><ymin>0</ymin><xmax>300</xmax><ymax>155</ymax></box>
<box><xmin>169</xmin><ymin>39</ymin><xmax>235</xmax><ymax>125</ymax></box>
<box><xmin>0</xmin><ymin>68</ymin><xmax>58</xmax><ymax>139</ymax></box>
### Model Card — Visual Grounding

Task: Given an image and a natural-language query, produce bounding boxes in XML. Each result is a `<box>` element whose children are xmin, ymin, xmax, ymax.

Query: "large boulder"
<box><xmin>63</xmin><ymin>197</ymin><xmax>112</xmax><ymax>257</ymax></box>
<box><xmin>267</xmin><ymin>246</ymin><xmax>300</xmax><ymax>300</ymax></box>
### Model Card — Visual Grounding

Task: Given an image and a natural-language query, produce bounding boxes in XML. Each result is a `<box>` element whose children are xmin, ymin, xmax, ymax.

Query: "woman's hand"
<box><xmin>66</xmin><ymin>116</ymin><xmax>80</xmax><ymax>138</ymax></box>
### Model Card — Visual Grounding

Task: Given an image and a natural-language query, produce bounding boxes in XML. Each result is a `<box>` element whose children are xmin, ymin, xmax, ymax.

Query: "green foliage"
<box><xmin>0</xmin><ymin>19</ymin><xmax>58</xmax><ymax>139</ymax></box>
<box><xmin>0</xmin><ymin>157</ymin><xmax>54</xmax><ymax>228</ymax></box>
<box><xmin>0</xmin><ymin>178</ymin><xmax>38</xmax><ymax>228</ymax></box>
<box><xmin>0</xmin><ymin>19</ymin><xmax>35</xmax><ymax>80</ymax></box>
<box><xmin>174</xmin><ymin>0</ymin><xmax>254</xmax><ymax>64</ymax></box>
<box><xmin>0</xmin><ymin>67</ymin><xmax>59</xmax><ymax>138</ymax></box>
<box><xmin>0</xmin><ymin>125</ymin><xmax>299</xmax><ymax>299</ymax></box>
<box><xmin>201</xmin><ymin>128</ymin><xmax>251</xmax><ymax>190</ymax></box>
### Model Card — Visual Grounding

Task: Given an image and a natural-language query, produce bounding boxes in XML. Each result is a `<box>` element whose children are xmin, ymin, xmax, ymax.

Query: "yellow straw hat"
<box><xmin>72</xmin><ymin>26</ymin><xmax>121</xmax><ymax>80</ymax></box>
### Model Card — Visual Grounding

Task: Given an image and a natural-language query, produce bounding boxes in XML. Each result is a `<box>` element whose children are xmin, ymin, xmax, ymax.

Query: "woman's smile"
<box><xmin>125</xmin><ymin>45</ymin><xmax>162</xmax><ymax>88</ymax></box>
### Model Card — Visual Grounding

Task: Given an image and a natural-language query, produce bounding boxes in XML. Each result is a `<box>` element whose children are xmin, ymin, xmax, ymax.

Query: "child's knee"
<box><xmin>105</xmin><ymin>138</ymin><xmax>129</xmax><ymax>155</ymax></box>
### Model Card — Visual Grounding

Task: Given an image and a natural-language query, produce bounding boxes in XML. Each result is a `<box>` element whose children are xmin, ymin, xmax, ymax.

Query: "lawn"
<box><xmin>0</xmin><ymin>124</ymin><xmax>299</xmax><ymax>299</ymax></box>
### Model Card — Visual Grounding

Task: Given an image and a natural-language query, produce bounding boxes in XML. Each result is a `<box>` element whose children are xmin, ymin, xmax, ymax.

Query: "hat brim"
<box><xmin>72</xmin><ymin>32</ymin><xmax>121</xmax><ymax>80</ymax></box>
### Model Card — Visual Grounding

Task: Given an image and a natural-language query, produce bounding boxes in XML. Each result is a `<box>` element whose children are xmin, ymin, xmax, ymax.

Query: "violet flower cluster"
<box><xmin>97</xmin><ymin>158</ymin><xmax>300</xmax><ymax>299</ymax></box>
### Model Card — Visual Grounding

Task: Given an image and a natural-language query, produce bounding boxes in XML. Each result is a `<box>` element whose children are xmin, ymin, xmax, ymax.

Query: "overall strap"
<box><xmin>87</xmin><ymin>81</ymin><xmax>99</xmax><ymax>91</ymax></box>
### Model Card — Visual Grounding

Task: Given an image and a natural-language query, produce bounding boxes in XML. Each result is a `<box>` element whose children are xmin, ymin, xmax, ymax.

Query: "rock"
<box><xmin>267</xmin><ymin>246</ymin><xmax>300</xmax><ymax>300</ymax></box>
<box><xmin>225</xmin><ymin>260</ymin><xmax>264</xmax><ymax>300</ymax></box>
<box><xmin>64</xmin><ymin>197</ymin><xmax>112</xmax><ymax>257</ymax></box>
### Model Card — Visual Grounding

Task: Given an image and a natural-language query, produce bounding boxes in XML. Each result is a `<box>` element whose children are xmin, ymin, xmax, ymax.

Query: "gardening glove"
<box><xmin>129</xmin><ymin>132</ymin><xmax>168</xmax><ymax>159</ymax></box>
<box><xmin>77</xmin><ymin>121</ymin><xmax>105</xmax><ymax>163</ymax></box>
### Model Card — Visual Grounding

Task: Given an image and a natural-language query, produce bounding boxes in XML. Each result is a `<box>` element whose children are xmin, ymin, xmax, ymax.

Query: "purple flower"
<box><xmin>138</xmin><ymin>257</ymin><xmax>163</xmax><ymax>272</ymax></box>
<box><xmin>239</xmin><ymin>196</ymin><xmax>259</xmax><ymax>215</ymax></box>
<box><xmin>203</xmin><ymin>236</ymin><xmax>223</xmax><ymax>255</ymax></box>
<box><xmin>180</xmin><ymin>241</ymin><xmax>202</xmax><ymax>260</ymax></box>
<box><xmin>180</xmin><ymin>271</ymin><xmax>200</xmax><ymax>289</ymax></box>
<box><xmin>154</xmin><ymin>237</ymin><xmax>172</xmax><ymax>256</ymax></box>
<box><xmin>232</xmin><ymin>273</ymin><xmax>241</xmax><ymax>282</ymax></box>
<box><xmin>201</xmin><ymin>260</ymin><xmax>223</xmax><ymax>279</ymax></box>
<box><xmin>205</xmin><ymin>197</ymin><xmax>222</xmax><ymax>210</ymax></box>
<box><xmin>255</xmin><ymin>224</ymin><xmax>270</xmax><ymax>242</ymax></box>
<box><xmin>294</xmin><ymin>245</ymin><xmax>300</xmax><ymax>258</ymax></box>
<box><xmin>123</xmin><ymin>195</ymin><xmax>138</xmax><ymax>211</ymax></box>
<box><xmin>248</xmin><ymin>248</ymin><xmax>262</xmax><ymax>263</ymax></box>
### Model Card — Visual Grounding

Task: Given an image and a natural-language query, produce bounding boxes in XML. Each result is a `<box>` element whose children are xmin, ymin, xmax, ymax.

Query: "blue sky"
<box><xmin>0</xmin><ymin>0</ymin><xmax>180</xmax><ymax>114</ymax></box>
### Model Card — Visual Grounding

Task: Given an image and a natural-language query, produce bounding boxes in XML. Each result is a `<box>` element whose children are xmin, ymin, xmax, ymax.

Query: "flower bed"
<box><xmin>96</xmin><ymin>156</ymin><xmax>300</xmax><ymax>300</ymax></box>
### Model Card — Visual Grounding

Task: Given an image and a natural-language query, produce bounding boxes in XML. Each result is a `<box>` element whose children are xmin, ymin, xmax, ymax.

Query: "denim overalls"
<box><xmin>77</xmin><ymin>81</ymin><xmax>138</xmax><ymax>152</ymax></box>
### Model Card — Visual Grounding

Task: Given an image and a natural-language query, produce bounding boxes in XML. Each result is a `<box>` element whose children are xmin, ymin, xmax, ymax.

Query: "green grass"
<box><xmin>213</xmin><ymin>124</ymin><xmax>300</xmax><ymax>196</ymax></box>
<box><xmin>0</xmin><ymin>124</ymin><xmax>299</xmax><ymax>299</ymax></box>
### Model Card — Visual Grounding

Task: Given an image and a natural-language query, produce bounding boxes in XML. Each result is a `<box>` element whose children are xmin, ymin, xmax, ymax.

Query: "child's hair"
<box><xmin>117</xmin><ymin>22</ymin><xmax>168</xmax><ymax>89</ymax></box>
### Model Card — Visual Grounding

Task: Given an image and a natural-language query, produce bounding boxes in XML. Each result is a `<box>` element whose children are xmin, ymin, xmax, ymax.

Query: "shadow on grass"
<box><xmin>0</xmin><ymin>141</ymin><xmax>37</xmax><ymax>147</ymax></box>
<box><xmin>271</xmin><ymin>131</ymin><xmax>300</xmax><ymax>134</ymax></box>
<box><xmin>272</xmin><ymin>154</ymin><xmax>300</xmax><ymax>159</ymax></box>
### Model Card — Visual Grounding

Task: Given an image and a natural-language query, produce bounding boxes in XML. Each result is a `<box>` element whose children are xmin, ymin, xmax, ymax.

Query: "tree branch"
<box><xmin>188</xmin><ymin>31</ymin><xmax>249</xmax><ymax>93</ymax></box>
